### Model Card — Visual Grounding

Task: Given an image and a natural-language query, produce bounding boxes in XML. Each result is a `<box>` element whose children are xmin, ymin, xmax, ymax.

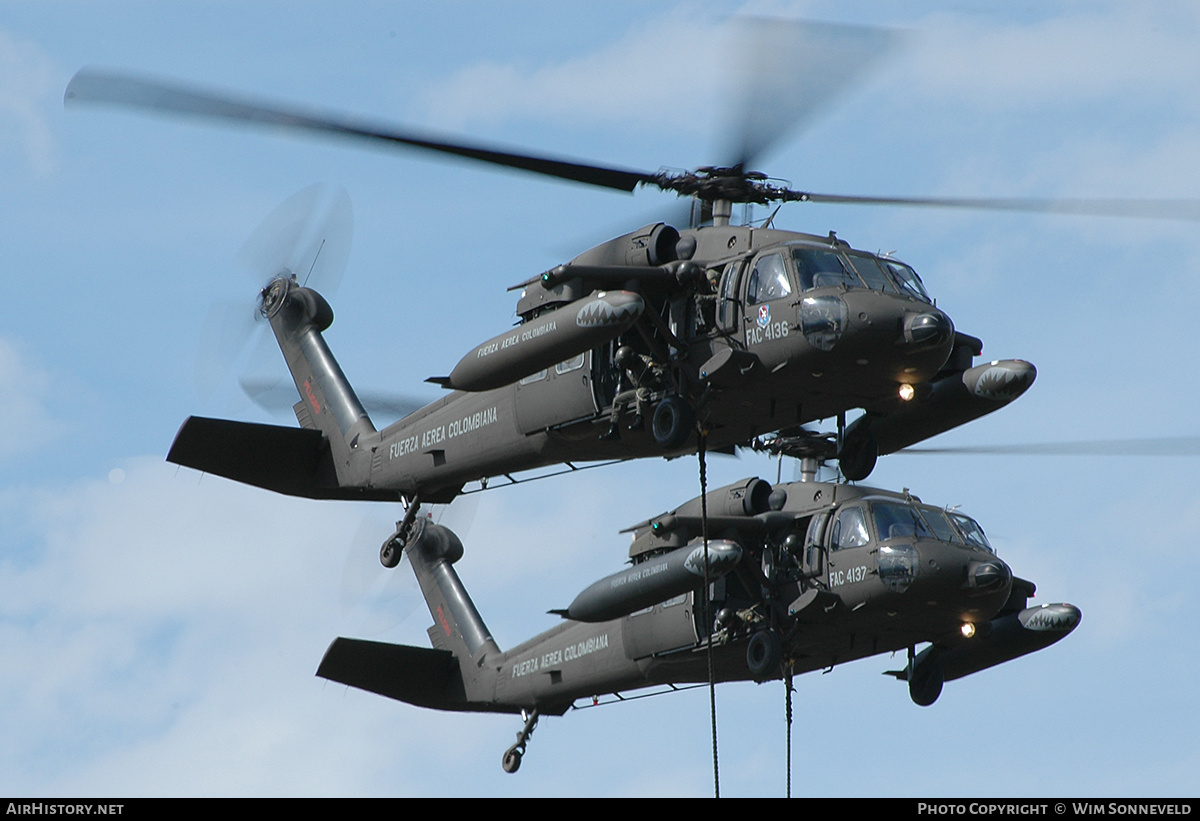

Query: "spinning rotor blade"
<box><xmin>240</xmin><ymin>375</ymin><xmax>427</xmax><ymax>424</ymax></box>
<box><xmin>68</xmin><ymin>54</ymin><xmax>1200</xmax><ymax>219</ymax></box>
<box><xmin>65</xmin><ymin>68</ymin><xmax>656</xmax><ymax>193</ymax></box>
<box><xmin>338</xmin><ymin>497</ymin><xmax>478</xmax><ymax>636</ymax></box>
<box><xmin>723</xmin><ymin>18</ymin><xmax>902</xmax><ymax>171</ymax></box>
<box><xmin>340</xmin><ymin>516</ymin><xmax>419</xmax><ymax>636</ymax></box>
<box><xmin>238</xmin><ymin>183</ymin><xmax>353</xmax><ymax>294</ymax></box>
<box><xmin>903</xmin><ymin>436</ymin><xmax>1200</xmax><ymax>456</ymax></box>
<box><xmin>791</xmin><ymin>192</ymin><xmax>1200</xmax><ymax>222</ymax></box>
<box><xmin>197</xmin><ymin>184</ymin><xmax>353</xmax><ymax>407</ymax></box>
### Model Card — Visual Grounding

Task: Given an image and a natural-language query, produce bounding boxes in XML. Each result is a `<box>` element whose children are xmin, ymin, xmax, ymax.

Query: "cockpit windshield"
<box><xmin>792</xmin><ymin>247</ymin><xmax>861</xmax><ymax>290</ymax></box>
<box><xmin>917</xmin><ymin>507</ymin><xmax>965</xmax><ymax>545</ymax></box>
<box><xmin>871</xmin><ymin>501</ymin><xmax>933</xmax><ymax>542</ymax></box>
<box><xmin>883</xmin><ymin>259</ymin><xmax>931</xmax><ymax>302</ymax></box>
<box><xmin>789</xmin><ymin>245</ymin><xmax>932</xmax><ymax>304</ymax></box>
<box><xmin>846</xmin><ymin>252</ymin><xmax>898</xmax><ymax>293</ymax></box>
<box><xmin>867</xmin><ymin>501</ymin><xmax>995</xmax><ymax>554</ymax></box>
<box><xmin>948</xmin><ymin>512</ymin><xmax>993</xmax><ymax>552</ymax></box>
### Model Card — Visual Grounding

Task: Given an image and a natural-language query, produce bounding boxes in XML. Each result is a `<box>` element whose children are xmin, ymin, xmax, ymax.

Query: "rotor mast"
<box><xmin>711</xmin><ymin>199</ymin><xmax>733</xmax><ymax>227</ymax></box>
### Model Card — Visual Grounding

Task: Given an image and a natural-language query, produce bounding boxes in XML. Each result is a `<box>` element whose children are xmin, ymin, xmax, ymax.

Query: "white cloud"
<box><xmin>0</xmin><ymin>455</ymin><xmax>696</xmax><ymax>795</ymax></box>
<box><xmin>0</xmin><ymin>28</ymin><xmax>59</xmax><ymax>174</ymax></box>
<box><xmin>909</xmin><ymin>7</ymin><xmax>1200</xmax><ymax>110</ymax></box>
<box><xmin>415</xmin><ymin>10</ymin><xmax>727</xmax><ymax>136</ymax></box>
<box><xmin>0</xmin><ymin>458</ymin><xmax>366</xmax><ymax>794</ymax></box>
<box><xmin>0</xmin><ymin>337</ymin><xmax>61</xmax><ymax>460</ymax></box>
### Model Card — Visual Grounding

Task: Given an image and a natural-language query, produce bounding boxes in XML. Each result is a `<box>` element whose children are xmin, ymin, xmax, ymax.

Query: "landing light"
<box><xmin>898</xmin><ymin>384</ymin><xmax>915</xmax><ymax>401</ymax></box>
<box><xmin>960</xmin><ymin>622</ymin><xmax>976</xmax><ymax>639</ymax></box>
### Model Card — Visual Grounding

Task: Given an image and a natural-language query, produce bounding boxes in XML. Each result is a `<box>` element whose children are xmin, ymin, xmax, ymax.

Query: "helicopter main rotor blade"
<box><xmin>794</xmin><ymin>191</ymin><xmax>1200</xmax><ymax>222</ymax></box>
<box><xmin>68</xmin><ymin>69</ymin><xmax>1200</xmax><ymax>220</ymax></box>
<box><xmin>724</xmin><ymin>18</ymin><xmax>903</xmax><ymax>171</ymax></box>
<box><xmin>903</xmin><ymin>436</ymin><xmax>1200</xmax><ymax>456</ymax></box>
<box><xmin>64</xmin><ymin>68</ymin><xmax>658</xmax><ymax>194</ymax></box>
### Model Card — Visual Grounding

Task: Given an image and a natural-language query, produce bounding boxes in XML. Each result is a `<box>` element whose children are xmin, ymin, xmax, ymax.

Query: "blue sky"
<box><xmin>3</xmin><ymin>0</ymin><xmax>1200</xmax><ymax>797</ymax></box>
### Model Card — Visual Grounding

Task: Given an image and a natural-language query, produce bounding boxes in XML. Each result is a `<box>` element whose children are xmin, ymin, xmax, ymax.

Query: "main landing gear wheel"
<box><xmin>838</xmin><ymin>429</ymin><xmax>878</xmax><ymax>482</ymax></box>
<box><xmin>652</xmin><ymin>395</ymin><xmax>694</xmax><ymax>449</ymax></box>
<box><xmin>746</xmin><ymin>629</ymin><xmax>783</xmax><ymax>681</ymax></box>
<box><xmin>907</xmin><ymin>647</ymin><xmax>944</xmax><ymax>707</ymax></box>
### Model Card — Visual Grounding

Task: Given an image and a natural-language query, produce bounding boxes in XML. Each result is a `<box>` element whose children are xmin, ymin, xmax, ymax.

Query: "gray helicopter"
<box><xmin>65</xmin><ymin>66</ymin><xmax>1040</xmax><ymax>511</ymax></box>
<box><xmin>61</xmin><ymin>20</ymin><xmax>1197</xmax><ymax>561</ymax></box>
<box><xmin>317</xmin><ymin>469</ymin><xmax>1079</xmax><ymax>773</ymax></box>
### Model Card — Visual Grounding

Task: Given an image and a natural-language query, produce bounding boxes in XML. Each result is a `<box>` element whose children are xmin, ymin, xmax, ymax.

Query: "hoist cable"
<box><xmin>785</xmin><ymin>666</ymin><xmax>794</xmax><ymax>798</ymax></box>
<box><xmin>698</xmin><ymin>428</ymin><xmax>720</xmax><ymax>798</ymax></box>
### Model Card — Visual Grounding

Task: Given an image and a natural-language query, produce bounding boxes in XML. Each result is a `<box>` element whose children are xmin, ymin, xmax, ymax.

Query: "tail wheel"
<box><xmin>379</xmin><ymin>538</ymin><xmax>402</xmax><ymax>568</ymax></box>
<box><xmin>651</xmin><ymin>396</ymin><xmax>694</xmax><ymax>449</ymax></box>
<box><xmin>502</xmin><ymin>748</ymin><xmax>522</xmax><ymax>774</ymax></box>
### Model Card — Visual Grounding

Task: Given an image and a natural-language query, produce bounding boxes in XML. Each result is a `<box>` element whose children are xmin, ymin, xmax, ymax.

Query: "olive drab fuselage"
<box><xmin>355</xmin><ymin>223</ymin><xmax>1027</xmax><ymax>501</ymax></box>
<box><xmin>317</xmin><ymin>476</ymin><xmax>1080</xmax><ymax>748</ymax></box>
<box><xmin>167</xmin><ymin>222</ymin><xmax>1034</xmax><ymax>505</ymax></box>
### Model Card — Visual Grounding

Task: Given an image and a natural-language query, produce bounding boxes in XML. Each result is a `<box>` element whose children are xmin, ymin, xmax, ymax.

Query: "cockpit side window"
<box><xmin>745</xmin><ymin>253</ymin><xmax>792</xmax><ymax>305</ymax></box>
<box><xmin>792</xmin><ymin>248</ymin><xmax>862</xmax><ymax>290</ymax></box>
<box><xmin>831</xmin><ymin>506</ymin><xmax>870</xmax><ymax>550</ymax></box>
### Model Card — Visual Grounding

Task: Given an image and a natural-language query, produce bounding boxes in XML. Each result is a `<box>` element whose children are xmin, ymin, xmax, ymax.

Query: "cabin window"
<box><xmin>555</xmin><ymin>353</ymin><xmax>586</xmax><ymax>374</ymax></box>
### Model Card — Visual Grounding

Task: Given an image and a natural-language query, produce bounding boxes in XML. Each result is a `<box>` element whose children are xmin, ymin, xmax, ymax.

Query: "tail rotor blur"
<box><xmin>195</xmin><ymin>184</ymin><xmax>353</xmax><ymax>411</ymax></box>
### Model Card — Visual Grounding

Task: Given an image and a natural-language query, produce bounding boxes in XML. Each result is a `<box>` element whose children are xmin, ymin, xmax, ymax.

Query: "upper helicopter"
<box><xmin>62</xmin><ymin>20</ymin><xmax>1199</xmax><ymax>549</ymax></box>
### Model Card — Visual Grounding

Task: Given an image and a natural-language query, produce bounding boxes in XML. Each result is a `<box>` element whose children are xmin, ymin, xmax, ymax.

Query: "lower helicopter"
<box><xmin>316</xmin><ymin>459</ymin><xmax>1080</xmax><ymax>774</ymax></box>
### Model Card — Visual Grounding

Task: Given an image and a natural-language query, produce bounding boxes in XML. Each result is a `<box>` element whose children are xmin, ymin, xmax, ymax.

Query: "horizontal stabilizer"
<box><xmin>167</xmin><ymin>416</ymin><xmax>401</xmax><ymax>501</ymax></box>
<box><xmin>317</xmin><ymin>638</ymin><xmax>468</xmax><ymax>710</ymax></box>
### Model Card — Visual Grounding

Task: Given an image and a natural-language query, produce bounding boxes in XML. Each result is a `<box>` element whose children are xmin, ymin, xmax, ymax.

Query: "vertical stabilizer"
<box><xmin>403</xmin><ymin>518</ymin><xmax>502</xmax><ymax>672</ymax></box>
<box><xmin>316</xmin><ymin>519</ymin><xmax>510</xmax><ymax>713</ymax></box>
<box><xmin>260</xmin><ymin>276</ymin><xmax>377</xmax><ymax>487</ymax></box>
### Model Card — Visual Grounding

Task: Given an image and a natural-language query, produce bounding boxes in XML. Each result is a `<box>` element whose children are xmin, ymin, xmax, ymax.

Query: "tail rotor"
<box><xmin>195</xmin><ymin>184</ymin><xmax>353</xmax><ymax>411</ymax></box>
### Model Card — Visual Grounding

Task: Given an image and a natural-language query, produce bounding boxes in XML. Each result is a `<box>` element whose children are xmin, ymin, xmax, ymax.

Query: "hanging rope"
<box><xmin>785</xmin><ymin>664</ymin><xmax>794</xmax><ymax>798</ymax></box>
<box><xmin>698</xmin><ymin>427</ymin><xmax>720</xmax><ymax>798</ymax></box>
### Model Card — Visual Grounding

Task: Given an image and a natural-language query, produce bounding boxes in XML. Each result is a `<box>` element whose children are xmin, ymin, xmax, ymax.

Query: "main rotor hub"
<box><xmin>752</xmin><ymin>430</ymin><xmax>837</xmax><ymax>462</ymax></box>
<box><xmin>652</xmin><ymin>166</ymin><xmax>805</xmax><ymax>206</ymax></box>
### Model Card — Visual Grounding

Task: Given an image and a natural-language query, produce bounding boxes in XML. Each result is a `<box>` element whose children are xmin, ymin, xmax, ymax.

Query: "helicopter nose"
<box><xmin>904</xmin><ymin>311</ymin><xmax>953</xmax><ymax>350</ymax></box>
<box><xmin>966</xmin><ymin>559</ymin><xmax>1012</xmax><ymax>593</ymax></box>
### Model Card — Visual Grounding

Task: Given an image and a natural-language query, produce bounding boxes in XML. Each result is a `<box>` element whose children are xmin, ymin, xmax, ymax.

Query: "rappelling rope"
<box><xmin>698</xmin><ymin>427</ymin><xmax>720</xmax><ymax>798</ymax></box>
<box><xmin>785</xmin><ymin>664</ymin><xmax>795</xmax><ymax>798</ymax></box>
